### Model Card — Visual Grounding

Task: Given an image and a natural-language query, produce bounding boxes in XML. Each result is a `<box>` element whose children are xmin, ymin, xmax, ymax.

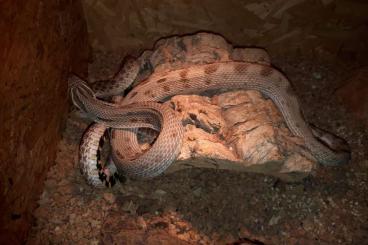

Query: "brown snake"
<box><xmin>69</xmin><ymin>58</ymin><xmax>350</xmax><ymax>185</ymax></box>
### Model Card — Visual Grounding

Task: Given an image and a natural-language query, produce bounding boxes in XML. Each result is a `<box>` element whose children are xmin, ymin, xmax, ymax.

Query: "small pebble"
<box><xmin>312</xmin><ymin>72</ymin><xmax>322</xmax><ymax>80</ymax></box>
<box><xmin>103</xmin><ymin>193</ymin><xmax>116</xmax><ymax>204</ymax></box>
<box><xmin>193</xmin><ymin>187</ymin><xmax>202</xmax><ymax>197</ymax></box>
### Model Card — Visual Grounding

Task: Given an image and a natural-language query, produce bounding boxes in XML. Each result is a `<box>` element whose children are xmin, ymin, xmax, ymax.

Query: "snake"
<box><xmin>69</xmin><ymin>55</ymin><xmax>350</xmax><ymax>186</ymax></box>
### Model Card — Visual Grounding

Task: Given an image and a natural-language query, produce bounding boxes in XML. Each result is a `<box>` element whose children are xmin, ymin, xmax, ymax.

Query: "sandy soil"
<box><xmin>27</xmin><ymin>52</ymin><xmax>368</xmax><ymax>245</ymax></box>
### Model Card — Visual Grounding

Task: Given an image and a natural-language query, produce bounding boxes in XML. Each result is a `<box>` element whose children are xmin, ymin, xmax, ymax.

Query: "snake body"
<box><xmin>70</xmin><ymin>76</ymin><xmax>185</xmax><ymax>179</ymax></box>
<box><xmin>79</xmin><ymin>123</ymin><xmax>118</xmax><ymax>187</ymax></box>
<box><xmin>70</xmin><ymin>58</ymin><xmax>350</xmax><ymax>183</ymax></box>
<box><xmin>121</xmin><ymin>61</ymin><xmax>350</xmax><ymax>165</ymax></box>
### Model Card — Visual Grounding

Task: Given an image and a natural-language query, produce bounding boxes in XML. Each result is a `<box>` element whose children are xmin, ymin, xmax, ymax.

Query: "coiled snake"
<box><xmin>69</xmin><ymin>53</ymin><xmax>350</xmax><ymax>187</ymax></box>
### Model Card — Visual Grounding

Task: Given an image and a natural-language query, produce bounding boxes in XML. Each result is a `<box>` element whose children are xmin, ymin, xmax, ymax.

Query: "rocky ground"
<box><xmin>27</xmin><ymin>51</ymin><xmax>368</xmax><ymax>244</ymax></box>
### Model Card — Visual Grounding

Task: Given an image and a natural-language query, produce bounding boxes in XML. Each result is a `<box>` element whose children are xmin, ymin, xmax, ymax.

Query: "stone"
<box><xmin>151</xmin><ymin>189</ymin><xmax>167</xmax><ymax>199</ymax></box>
<box><xmin>165</xmin><ymin>91</ymin><xmax>316</xmax><ymax>181</ymax></box>
<box><xmin>103</xmin><ymin>193</ymin><xmax>116</xmax><ymax>204</ymax></box>
<box><xmin>122</xmin><ymin>200</ymin><xmax>138</xmax><ymax>214</ymax></box>
<box><xmin>136</xmin><ymin>216</ymin><xmax>148</xmax><ymax>230</ymax></box>
<box><xmin>268</xmin><ymin>215</ymin><xmax>281</xmax><ymax>226</ymax></box>
<box><xmin>192</xmin><ymin>187</ymin><xmax>202</xmax><ymax>197</ymax></box>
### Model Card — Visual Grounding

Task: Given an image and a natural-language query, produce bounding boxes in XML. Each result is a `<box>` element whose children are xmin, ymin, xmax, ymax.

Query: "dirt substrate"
<box><xmin>27</xmin><ymin>53</ymin><xmax>368</xmax><ymax>244</ymax></box>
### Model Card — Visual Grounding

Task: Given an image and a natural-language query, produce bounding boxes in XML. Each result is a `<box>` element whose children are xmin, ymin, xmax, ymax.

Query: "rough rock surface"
<box><xmin>0</xmin><ymin>0</ymin><xmax>88</xmax><ymax>243</ymax></box>
<box><xmin>81</xmin><ymin>0</ymin><xmax>368</xmax><ymax>67</ymax></box>
<box><xmin>166</xmin><ymin>90</ymin><xmax>315</xmax><ymax>181</ymax></box>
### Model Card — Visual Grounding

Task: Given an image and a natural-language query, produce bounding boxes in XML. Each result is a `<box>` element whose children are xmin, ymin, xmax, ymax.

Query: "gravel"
<box><xmin>27</xmin><ymin>52</ymin><xmax>368</xmax><ymax>245</ymax></box>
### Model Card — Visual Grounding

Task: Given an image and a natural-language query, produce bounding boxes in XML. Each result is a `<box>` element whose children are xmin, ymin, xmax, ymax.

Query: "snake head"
<box><xmin>310</xmin><ymin>124</ymin><xmax>351</xmax><ymax>164</ymax></box>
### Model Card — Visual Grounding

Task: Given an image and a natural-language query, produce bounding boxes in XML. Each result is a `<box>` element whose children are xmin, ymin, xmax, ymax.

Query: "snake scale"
<box><xmin>69</xmin><ymin>54</ymin><xmax>350</xmax><ymax>187</ymax></box>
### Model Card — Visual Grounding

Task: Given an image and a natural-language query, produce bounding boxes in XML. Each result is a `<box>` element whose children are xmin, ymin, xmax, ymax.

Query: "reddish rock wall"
<box><xmin>0</xmin><ymin>0</ymin><xmax>88</xmax><ymax>243</ymax></box>
<box><xmin>82</xmin><ymin>0</ymin><xmax>368</xmax><ymax>65</ymax></box>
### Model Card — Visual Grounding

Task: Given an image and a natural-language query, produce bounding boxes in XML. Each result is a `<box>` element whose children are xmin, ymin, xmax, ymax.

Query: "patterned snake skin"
<box><xmin>69</xmin><ymin>52</ymin><xmax>350</xmax><ymax>185</ymax></box>
<box><xmin>79</xmin><ymin>123</ymin><xmax>118</xmax><ymax>187</ymax></box>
